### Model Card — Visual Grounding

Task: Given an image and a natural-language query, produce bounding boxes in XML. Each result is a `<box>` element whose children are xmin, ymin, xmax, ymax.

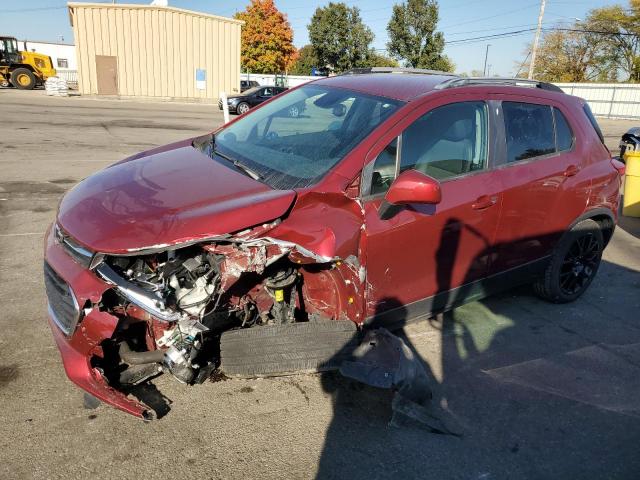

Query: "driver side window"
<box><xmin>400</xmin><ymin>101</ymin><xmax>488</xmax><ymax>180</ymax></box>
<box><xmin>366</xmin><ymin>101</ymin><xmax>489</xmax><ymax>195</ymax></box>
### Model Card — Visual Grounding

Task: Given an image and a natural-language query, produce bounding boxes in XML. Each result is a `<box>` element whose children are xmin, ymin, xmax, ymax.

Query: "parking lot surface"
<box><xmin>1</xmin><ymin>89</ymin><xmax>639</xmax><ymax>479</ymax></box>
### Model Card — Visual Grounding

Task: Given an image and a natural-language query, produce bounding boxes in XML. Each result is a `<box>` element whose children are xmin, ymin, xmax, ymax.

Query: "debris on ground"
<box><xmin>340</xmin><ymin>328</ymin><xmax>463</xmax><ymax>436</ymax></box>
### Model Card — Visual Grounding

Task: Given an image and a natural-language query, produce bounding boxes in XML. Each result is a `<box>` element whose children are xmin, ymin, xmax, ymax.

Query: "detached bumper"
<box><xmin>44</xmin><ymin>224</ymin><xmax>150</xmax><ymax>419</ymax></box>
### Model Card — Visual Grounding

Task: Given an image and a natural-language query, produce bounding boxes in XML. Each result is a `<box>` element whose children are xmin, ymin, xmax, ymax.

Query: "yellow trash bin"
<box><xmin>623</xmin><ymin>150</ymin><xmax>640</xmax><ymax>217</ymax></box>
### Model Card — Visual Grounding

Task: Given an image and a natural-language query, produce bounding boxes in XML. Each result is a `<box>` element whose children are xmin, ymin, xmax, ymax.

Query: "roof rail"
<box><xmin>435</xmin><ymin>77</ymin><xmax>564</xmax><ymax>93</ymax></box>
<box><xmin>341</xmin><ymin>67</ymin><xmax>456</xmax><ymax>76</ymax></box>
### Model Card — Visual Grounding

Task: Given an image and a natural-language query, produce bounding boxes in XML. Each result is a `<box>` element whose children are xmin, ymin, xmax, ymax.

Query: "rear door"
<box><xmin>362</xmin><ymin>96</ymin><xmax>504</xmax><ymax>322</ymax></box>
<box><xmin>490</xmin><ymin>97</ymin><xmax>588</xmax><ymax>274</ymax></box>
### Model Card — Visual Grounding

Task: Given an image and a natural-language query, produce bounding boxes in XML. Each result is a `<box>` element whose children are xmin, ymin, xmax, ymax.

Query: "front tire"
<box><xmin>10</xmin><ymin>68</ymin><xmax>36</xmax><ymax>90</ymax></box>
<box><xmin>220</xmin><ymin>320</ymin><xmax>359</xmax><ymax>377</ymax></box>
<box><xmin>534</xmin><ymin>219</ymin><xmax>604</xmax><ymax>303</ymax></box>
<box><xmin>237</xmin><ymin>102</ymin><xmax>250</xmax><ymax>115</ymax></box>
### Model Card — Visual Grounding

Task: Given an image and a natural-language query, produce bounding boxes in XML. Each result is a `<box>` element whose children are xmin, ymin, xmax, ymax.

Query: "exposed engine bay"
<box><xmin>90</xmin><ymin>228</ymin><xmax>361</xmax><ymax>390</ymax></box>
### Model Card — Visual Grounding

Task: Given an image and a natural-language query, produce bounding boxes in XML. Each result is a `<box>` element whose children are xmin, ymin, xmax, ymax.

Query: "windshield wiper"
<box><xmin>209</xmin><ymin>139</ymin><xmax>263</xmax><ymax>181</ymax></box>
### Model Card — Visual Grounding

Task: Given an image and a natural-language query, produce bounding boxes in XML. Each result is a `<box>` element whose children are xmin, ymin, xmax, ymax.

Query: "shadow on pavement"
<box><xmin>316</xmin><ymin>219</ymin><xmax>640</xmax><ymax>479</ymax></box>
<box><xmin>618</xmin><ymin>212</ymin><xmax>640</xmax><ymax>240</ymax></box>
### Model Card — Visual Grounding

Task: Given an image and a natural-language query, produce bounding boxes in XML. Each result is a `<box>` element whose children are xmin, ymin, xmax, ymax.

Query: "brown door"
<box><xmin>95</xmin><ymin>55</ymin><xmax>118</xmax><ymax>95</ymax></box>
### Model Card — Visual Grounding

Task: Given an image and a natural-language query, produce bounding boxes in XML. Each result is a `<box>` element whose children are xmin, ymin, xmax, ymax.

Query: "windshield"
<box><xmin>213</xmin><ymin>84</ymin><xmax>403</xmax><ymax>189</ymax></box>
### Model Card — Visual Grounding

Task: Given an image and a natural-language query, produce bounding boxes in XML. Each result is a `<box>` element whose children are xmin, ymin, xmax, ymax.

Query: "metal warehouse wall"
<box><xmin>68</xmin><ymin>2</ymin><xmax>242</xmax><ymax>100</ymax></box>
<box><xmin>556</xmin><ymin>83</ymin><xmax>640</xmax><ymax>120</ymax></box>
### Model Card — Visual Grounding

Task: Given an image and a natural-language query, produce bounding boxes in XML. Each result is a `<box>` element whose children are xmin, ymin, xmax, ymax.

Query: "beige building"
<box><xmin>68</xmin><ymin>2</ymin><xmax>243</xmax><ymax>101</ymax></box>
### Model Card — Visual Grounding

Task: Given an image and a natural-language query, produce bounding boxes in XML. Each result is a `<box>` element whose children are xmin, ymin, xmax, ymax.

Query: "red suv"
<box><xmin>44</xmin><ymin>69</ymin><xmax>624</xmax><ymax>419</ymax></box>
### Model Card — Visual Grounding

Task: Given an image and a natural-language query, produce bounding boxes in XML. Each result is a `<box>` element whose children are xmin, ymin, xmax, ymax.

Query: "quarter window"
<box><xmin>370</xmin><ymin>138</ymin><xmax>398</xmax><ymax>195</ymax></box>
<box><xmin>554</xmin><ymin>107</ymin><xmax>573</xmax><ymax>152</ymax></box>
<box><xmin>503</xmin><ymin>102</ymin><xmax>555</xmax><ymax>163</ymax></box>
<box><xmin>400</xmin><ymin>101</ymin><xmax>489</xmax><ymax>180</ymax></box>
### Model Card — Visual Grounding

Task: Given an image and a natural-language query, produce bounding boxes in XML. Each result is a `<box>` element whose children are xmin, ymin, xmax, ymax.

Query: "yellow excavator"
<box><xmin>0</xmin><ymin>36</ymin><xmax>56</xmax><ymax>90</ymax></box>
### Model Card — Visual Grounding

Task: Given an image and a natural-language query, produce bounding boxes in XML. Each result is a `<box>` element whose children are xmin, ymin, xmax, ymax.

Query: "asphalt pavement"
<box><xmin>1</xmin><ymin>89</ymin><xmax>639</xmax><ymax>480</ymax></box>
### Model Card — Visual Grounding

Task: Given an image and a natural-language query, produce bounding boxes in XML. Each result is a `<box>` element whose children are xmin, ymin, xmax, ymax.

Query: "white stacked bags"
<box><xmin>45</xmin><ymin>76</ymin><xmax>69</xmax><ymax>97</ymax></box>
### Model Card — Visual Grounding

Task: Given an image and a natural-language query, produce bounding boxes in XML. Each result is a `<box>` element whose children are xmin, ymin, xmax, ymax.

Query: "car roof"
<box><xmin>313</xmin><ymin>73</ymin><xmax>455</xmax><ymax>102</ymax></box>
<box><xmin>311</xmin><ymin>69</ymin><xmax>564</xmax><ymax>102</ymax></box>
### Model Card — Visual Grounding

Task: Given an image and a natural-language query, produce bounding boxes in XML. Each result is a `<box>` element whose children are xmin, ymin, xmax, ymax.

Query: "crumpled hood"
<box><xmin>57</xmin><ymin>145</ymin><xmax>296</xmax><ymax>254</ymax></box>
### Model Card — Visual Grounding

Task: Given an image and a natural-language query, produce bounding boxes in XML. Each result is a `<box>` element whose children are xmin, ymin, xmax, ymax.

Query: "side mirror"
<box><xmin>385</xmin><ymin>169</ymin><xmax>442</xmax><ymax>205</ymax></box>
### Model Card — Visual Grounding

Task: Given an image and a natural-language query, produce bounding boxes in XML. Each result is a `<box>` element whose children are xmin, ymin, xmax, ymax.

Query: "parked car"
<box><xmin>45</xmin><ymin>68</ymin><xmax>624</xmax><ymax>419</ymax></box>
<box><xmin>619</xmin><ymin>127</ymin><xmax>640</xmax><ymax>162</ymax></box>
<box><xmin>219</xmin><ymin>85</ymin><xmax>287</xmax><ymax>115</ymax></box>
<box><xmin>240</xmin><ymin>79</ymin><xmax>259</xmax><ymax>92</ymax></box>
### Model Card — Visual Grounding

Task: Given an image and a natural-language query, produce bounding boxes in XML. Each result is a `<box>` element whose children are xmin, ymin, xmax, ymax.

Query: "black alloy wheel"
<box><xmin>559</xmin><ymin>232</ymin><xmax>601</xmax><ymax>296</ymax></box>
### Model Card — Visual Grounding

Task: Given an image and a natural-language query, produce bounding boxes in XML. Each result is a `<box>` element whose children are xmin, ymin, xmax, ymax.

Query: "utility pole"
<box><xmin>483</xmin><ymin>44</ymin><xmax>491</xmax><ymax>76</ymax></box>
<box><xmin>528</xmin><ymin>0</ymin><xmax>546</xmax><ymax>79</ymax></box>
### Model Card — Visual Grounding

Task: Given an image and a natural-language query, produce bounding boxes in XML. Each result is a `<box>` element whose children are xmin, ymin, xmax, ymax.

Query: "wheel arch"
<box><xmin>568</xmin><ymin>207</ymin><xmax>616</xmax><ymax>247</ymax></box>
<box><xmin>10</xmin><ymin>64</ymin><xmax>36</xmax><ymax>73</ymax></box>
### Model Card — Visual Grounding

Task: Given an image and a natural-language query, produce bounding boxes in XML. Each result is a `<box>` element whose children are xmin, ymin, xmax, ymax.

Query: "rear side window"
<box><xmin>553</xmin><ymin>108</ymin><xmax>574</xmax><ymax>152</ymax></box>
<box><xmin>583</xmin><ymin>103</ymin><xmax>605</xmax><ymax>144</ymax></box>
<box><xmin>503</xmin><ymin>102</ymin><xmax>555</xmax><ymax>163</ymax></box>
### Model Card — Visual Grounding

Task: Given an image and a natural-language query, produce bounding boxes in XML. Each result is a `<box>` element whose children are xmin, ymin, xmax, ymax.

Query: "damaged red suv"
<box><xmin>44</xmin><ymin>69</ymin><xmax>623</xmax><ymax>419</ymax></box>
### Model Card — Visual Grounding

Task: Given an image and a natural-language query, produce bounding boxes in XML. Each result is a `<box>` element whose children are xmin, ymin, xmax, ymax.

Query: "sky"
<box><xmin>0</xmin><ymin>0</ymin><xmax>625</xmax><ymax>76</ymax></box>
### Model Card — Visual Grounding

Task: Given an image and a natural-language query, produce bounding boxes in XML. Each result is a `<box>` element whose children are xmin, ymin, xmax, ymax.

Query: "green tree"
<box><xmin>289</xmin><ymin>45</ymin><xmax>319</xmax><ymax>75</ymax></box>
<box><xmin>515</xmin><ymin>11</ymin><xmax>633</xmax><ymax>83</ymax></box>
<box><xmin>386</xmin><ymin>0</ymin><xmax>453</xmax><ymax>71</ymax></box>
<box><xmin>364</xmin><ymin>51</ymin><xmax>399</xmax><ymax>68</ymax></box>
<box><xmin>308</xmin><ymin>2</ymin><xmax>374</xmax><ymax>73</ymax></box>
<box><xmin>234</xmin><ymin>0</ymin><xmax>297</xmax><ymax>74</ymax></box>
<box><xmin>584</xmin><ymin>0</ymin><xmax>640</xmax><ymax>81</ymax></box>
<box><xmin>519</xmin><ymin>29</ymin><xmax>607</xmax><ymax>82</ymax></box>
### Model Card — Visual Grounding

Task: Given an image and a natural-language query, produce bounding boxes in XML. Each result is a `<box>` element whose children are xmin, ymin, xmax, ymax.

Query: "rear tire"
<box><xmin>10</xmin><ymin>68</ymin><xmax>36</xmax><ymax>90</ymax></box>
<box><xmin>534</xmin><ymin>219</ymin><xmax>604</xmax><ymax>303</ymax></box>
<box><xmin>220</xmin><ymin>320</ymin><xmax>359</xmax><ymax>377</ymax></box>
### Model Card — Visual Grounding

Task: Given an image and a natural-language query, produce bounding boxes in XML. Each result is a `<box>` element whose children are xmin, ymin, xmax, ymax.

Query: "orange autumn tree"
<box><xmin>234</xmin><ymin>0</ymin><xmax>298</xmax><ymax>74</ymax></box>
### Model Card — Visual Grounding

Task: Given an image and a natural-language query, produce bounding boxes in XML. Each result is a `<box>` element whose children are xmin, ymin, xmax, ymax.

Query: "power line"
<box><xmin>440</xmin><ymin>3</ymin><xmax>541</xmax><ymax>30</ymax></box>
<box><xmin>446</xmin><ymin>21</ymin><xmax>561</xmax><ymax>37</ymax></box>
<box><xmin>3</xmin><ymin>6</ymin><xmax>67</xmax><ymax>13</ymax></box>
<box><xmin>3</xmin><ymin>0</ymin><xmax>113</xmax><ymax>13</ymax></box>
<box><xmin>545</xmin><ymin>27</ymin><xmax>640</xmax><ymax>36</ymax></box>
<box><xmin>446</xmin><ymin>29</ymin><xmax>537</xmax><ymax>45</ymax></box>
<box><xmin>438</xmin><ymin>24</ymin><xmax>639</xmax><ymax>49</ymax></box>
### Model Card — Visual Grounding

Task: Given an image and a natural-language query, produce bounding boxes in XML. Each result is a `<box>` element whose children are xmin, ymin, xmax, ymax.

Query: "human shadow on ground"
<box><xmin>315</xmin><ymin>217</ymin><xmax>640</xmax><ymax>480</ymax></box>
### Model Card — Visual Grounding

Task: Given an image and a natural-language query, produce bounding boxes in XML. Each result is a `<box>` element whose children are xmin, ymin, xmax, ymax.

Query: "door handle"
<box><xmin>564</xmin><ymin>165</ymin><xmax>580</xmax><ymax>177</ymax></box>
<box><xmin>472</xmin><ymin>195</ymin><xmax>497</xmax><ymax>210</ymax></box>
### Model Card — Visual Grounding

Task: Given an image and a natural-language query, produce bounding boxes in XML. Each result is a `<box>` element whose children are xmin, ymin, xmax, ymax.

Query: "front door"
<box><xmin>95</xmin><ymin>55</ymin><xmax>118</xmax><ymax>95</ymax></box>
<box><xmin>363</xmin><ymin>99</ymin><xmax>503</xmax><ymax>324</ymax></box>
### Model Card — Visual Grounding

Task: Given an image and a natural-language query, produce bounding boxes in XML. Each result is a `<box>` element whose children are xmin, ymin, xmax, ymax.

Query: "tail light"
<box><xmin>611</xmin><ymin>158</ymin><xmax>625</xmax><ymax>176</ymax></box>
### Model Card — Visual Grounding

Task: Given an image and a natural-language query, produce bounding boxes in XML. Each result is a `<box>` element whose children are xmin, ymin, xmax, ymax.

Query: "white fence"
<box><xmin>241</xmin><ymin>73</ymin><xmax>321</xmax><ymax>88</ymax></box>
<box><xmin>556</xmin><ymin>83</ymin><xmax>640</xmax><ymax>120</ymax></box>
<box><xmin>55</xmin><ymin>69</ymin><xmax>78</xmax><ymax>89</ymax></box>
